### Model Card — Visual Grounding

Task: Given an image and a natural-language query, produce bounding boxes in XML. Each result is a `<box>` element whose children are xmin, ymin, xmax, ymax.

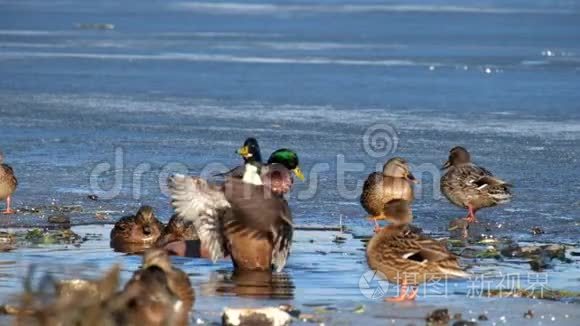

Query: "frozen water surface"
<box><xmin>0</xmin><ymin>0</ymin><xmax>579</xmax><ymax>324</ymax></box>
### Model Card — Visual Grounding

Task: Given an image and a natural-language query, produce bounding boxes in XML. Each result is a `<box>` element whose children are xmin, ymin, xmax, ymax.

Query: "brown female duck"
<box><xmin>13</xmin><ymin>265</ymin><xmax>121</xmax><ymax>325</ymax></box>
<box><xmin>441</xmin><ymin>146</ymin><xmax>512</xmax><ymax>223</ymax></box>
<box><xmin>110</xmin><ymin>206</ymin><xmax>164</xmax><ymax>245</ymax></box>
<box><xmin>168</xmin><ymin>163</ymin><xmax>293</xmax><ymax>272</ymax></box>
<box><xmin>366</xmin><ymin>200</ymin><xmax>468</xmax><ymax>302</ymax></box>
<box><xmin>122</xmin><ymin>249</ymin><xmax>194</xmax><ymax>326</ymax></box>
<box><xmin>155</xmin><ymin>214</ymin><xmax>199</xmax><ymax>248</ymax></box>
<box><xmin>360</xmin><ymin>157</ymin><xmax>416</xmax><ymax>231</ymax></box>
<box><xmin>0</xmin><ymin>151</ymin><xmax>18</xmax><ymax>214</ymax></box>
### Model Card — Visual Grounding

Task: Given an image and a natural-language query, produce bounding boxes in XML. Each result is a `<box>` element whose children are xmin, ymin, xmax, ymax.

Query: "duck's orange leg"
<box><xmin>464</xmin><ymin>205</ymin><xmax>478</xmax><ymax>223</ymax></box>
<box><xmin>385</xmin><ymin>285</ymin><xmax>408</xmax><ymax>302</ymax></box>
<box><xmin>2</xmin><ymin>196</ymin><xmax>15</xmax><ymax>215</ymax></box>
<box><xmin>367</xmin><ymin>215</ymin><xmax>384</xmax><ymax>233</ymax></box>
<box><xmin>407</xmin><ymin>287</ymin><xmax>419</xmax><ymax>300</ymax></box>
<box><xmin>385</xmin><ymin>284</ymin><xmax>419</xmax><ymax>302</ymax></box>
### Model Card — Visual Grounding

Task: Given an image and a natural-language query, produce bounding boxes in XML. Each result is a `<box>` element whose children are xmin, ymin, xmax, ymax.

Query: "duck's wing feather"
<box><xmin>168</xmin><ymin>174</ymin><xmax>230</xmax><ymax>262</ymax></box>
<box><xmin>222</xmin><ymin>179</ymin><xmax>293</xmax><ymax>272</ymax></box>
<box><xmin>471</xmin><ymin>164</ymin><xmax>513</xmax><ymax>201</ymax></box>
<box><xmin>0</xmin><ymin>163</ymin><xmax>17</xmax><ymax>186</ymax></box>
<box><xmin>473</xmin><ymin>175</ymin><xmax>512</xmax><ymax>188</ymax></box>
<box><xmin>393</xmin><ymin>225</ymin><xmax>468</xmax><ymax>277</ymax></box>
<box><xmin>360</xmin><ymin>172</ymin><xmax>384</xmax><ymax>215</ymax></box>
<box><xmin>271</xmin><ymin>203</ymin><xmax>293</xmax><ymax>272</ymax></box>
<box><xmin>456</xmin><ymin>164</ymin><xmax>512</xmax><ymax>190</ymax></box>
<box><xmin>214</xmin><ymin>165</ymin><xmax>245</xmax><ymax>179</ymax></box>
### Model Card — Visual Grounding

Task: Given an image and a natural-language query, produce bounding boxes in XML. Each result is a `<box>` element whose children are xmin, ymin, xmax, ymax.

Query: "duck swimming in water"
<box><xmin>110</xmin><ymin>206</ymin><xmax>164</xmax><ymax>245</ymax></box>
<box><xmin>122</xmin><ymin>249</ymin><xmax>194</xmax><ymax>326</ymax></box>
<box><xmin>168</xmin><ymin>161</ymin><xmax>293</xmax><ymax>272</ymax></box>
<box><xmin>440</xmin><ymin>146</ymin><xmax>512</xmax><ymax>223</ymax></box>
<box><xmin>155</xmin><ymin>214</ymin><xmax>199</xmax><ymax>248</ymax></box>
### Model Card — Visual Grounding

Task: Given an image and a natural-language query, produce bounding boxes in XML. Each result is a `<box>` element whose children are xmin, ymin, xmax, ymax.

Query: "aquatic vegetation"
<box><xmin>485</xmin><ymin>288</ymin><xmax>580</xmax><ymax>301</ymax></box>
<box><xmin>22</xmin><ymin>228</ymin><xmax>81</xmax><ymax>245</ymax></box>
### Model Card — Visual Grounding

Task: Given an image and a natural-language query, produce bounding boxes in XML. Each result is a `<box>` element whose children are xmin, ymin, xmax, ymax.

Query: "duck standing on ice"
<box><xmin>0</xmin><ymin>151</ymin><xmax>17</xmax><ymax>214</ymax></box>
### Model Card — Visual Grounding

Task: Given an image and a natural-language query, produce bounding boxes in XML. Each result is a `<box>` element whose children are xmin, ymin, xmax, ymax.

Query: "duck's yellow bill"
<box><xmin>293</xmin><ymin>166</ymin><xmax>305</xmax><ymax>181</ymax></box>
<box><xmin>237</xmin><ymin>145</ymin><xmax>250</xmax><ymax>158</ymax></box>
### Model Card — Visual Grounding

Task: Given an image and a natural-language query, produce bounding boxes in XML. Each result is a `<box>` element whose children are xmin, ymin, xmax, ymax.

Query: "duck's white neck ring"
<box><xmin>242</xmin><ymin>164</ymin><xmax>263</xmax><ymax>186</ymax></box>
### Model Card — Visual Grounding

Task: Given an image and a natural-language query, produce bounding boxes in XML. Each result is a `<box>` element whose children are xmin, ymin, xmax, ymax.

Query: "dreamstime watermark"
<box><xmin>362</xmin><ymin>123</ymin><xmax>399</xmax><ymax>158</ymax></box>
<box><xmin>358</xmin><ymin>270</ymin><xmax>550</xmax><ymax>300</ymax></box>
<box><xmin>88</xmin><ymin>123</ymin><xmax>444</xmax><ymax>201</ymax></box>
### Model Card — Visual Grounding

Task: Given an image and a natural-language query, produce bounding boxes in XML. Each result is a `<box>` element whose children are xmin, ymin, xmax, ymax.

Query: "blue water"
<box><xmin>0</xmin><ymin>0</ymin><xmax>579</xmax><ymax>322</ymax></box>
<box><xmin>1</xmin><ymin>0</ymin><xmax>579</xmax><ymax>239</ymax></box>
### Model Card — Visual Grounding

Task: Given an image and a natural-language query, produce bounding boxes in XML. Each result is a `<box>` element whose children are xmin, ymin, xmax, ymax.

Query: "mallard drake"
<box><xmin>121</xmin><ymin>249</ymin><xmax>194</xmax><ymax>326</ymax></box>
<box><xmin>360</xmin><ymin>157</ymin><xmax>416</xmax><ymax>231</ymax></box>
<box><xmin>110</xmin><ymin>206</ymin><xmax>164</xmax><ymax>245</ymax></box>
<box><xmin>441</xmin><ymin>146</ymin><xmax>512</xmax><ymax>223</ymax></box>
<box><xmin>0</xmin><ymin>151</ymin><xmax>18</xmax><ymax>214</ymax></box>
<box><xmin>366</xmin><ymin>200</ymin><xmax>468</xmax><ymax>302</ymax></box>
<box><xmin>221</xmin><ymin>137</ymin><xmax>305</xmax><ymax>183</ymax></box>
<box><xmin>266</xmin><ymin>148</ymin><xmax>305</xmax><ymax>181</ymax></box>
<box><xmin>218</xmin><ymin>137</ymin><xmax>263</xmax><ymax>178</ymax></box>
<box><xmin>168</xmin><ymin>164</ymin><xmax>293</xmax><ymax>272</ymax></box>
<box><xmin>155</xmin><ymin>214</ymin><xmax>199</xmax><ymax>248</ymax></box>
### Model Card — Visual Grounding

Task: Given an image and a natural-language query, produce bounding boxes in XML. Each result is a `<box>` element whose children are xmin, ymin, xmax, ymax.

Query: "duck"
<box><xmin>366</xmin><ymin>199</ymin><xmax>468</xmax><ymax>302</ymax></box>
<box><xmin>220</xmin><ymin>137</ymin><xmax>305</xmax><ymax>183</ymax></box>
<box><xmin>14</xmin><ymin>265</ymin><xmax>121</xmax><ymax>325</ymax></box>
<box><xmin>0</xmin><ymin>151</ymin><xmax>18</xmax><ymax>214</ymax></box>
<box><xmin>168</xmin><ymin>162</ymin><xmax>293</xmax><ymax>272</ymax></box>
<box><xmin>155</xmin><ymin>214</ymin><xmax>199</xmax><ymax>248</ymax></box>
<box><xmin>360</xmin><ymin>157</ymin><xmax>416</xmax><ymax>232</ymax></box>
<box><xmin>266</xmin><ymin>148</ymin><xmax>305</xmax><ymax>182</ymax></box>
<box><xmin>120</xmin><ymin>249</ymin><xmax>194</xmax><ymax>326</ymax></box>
<box><xmin>440</xmin><ymin>146</ymin><xmax>512</xmax><ymax>223</ymax></box>
<box><xmin>219</xmin><ymin>137</ymin><xmax>263</xmax><ymax>178</ymax></box>
<box><xmin>110</xmin><ymin>206</ymin><xmax>164</xmax><ymax>245</ymax></box>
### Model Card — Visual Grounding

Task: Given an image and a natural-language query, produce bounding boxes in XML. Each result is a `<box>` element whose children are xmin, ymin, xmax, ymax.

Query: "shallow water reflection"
<box><xmin>203</xmin><ymin>270</ymin><xmax>294</xmax><ymax>299</ymax></box>
<box><xmin>110</xmin><ymin>241</ymin><xmax>155</xmax><ymax>254</ymax></box>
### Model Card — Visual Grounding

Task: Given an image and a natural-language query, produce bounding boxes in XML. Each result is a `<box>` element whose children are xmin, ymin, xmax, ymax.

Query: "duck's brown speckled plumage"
<box><xmin>110</xmin><ymin>206</ymin><xmax>164</xmax><ymax>245</ymax></box>
<box><xmin>365</xmin><ymin>200</ymin><xmax>468</xmax><ymax>301</ymax></box>
<box><xmin>168</xmin><ymin>168</ymin><xmax>293</xmax><ymax>272</ymax></box>
<box><xmin>367</xmin><ymin>223</ymin><xmax>467</xmax><ymax>286</ymax></box>
<box><xmin>123</xmin><ymin>249</ymin><xmax>194</xmax><ymax>326</ymax></box>
<box><xmin>360</xmin><ymin>157</ymin><xmax>415</xmax><ymax>224</ymax></box>
<box><xmin>0</xmin><ymin>163</ymin><xmax>17</xmax><ymax>200</ymax></box>
<box><xmin>0</xmin><ymin>151</ymin><xmax>18</xmax><ymax>214</ymax></box>
<box><xmin>14</xmin><ymin>265</ymin><xmax>121</xmax><ymax>326</ymax></box>
<box><xmin>156</xmin><ymin>214</ymin><xmax>199</xmax><ymax>247</ymax></box>
<box><xmin>441</xmin><ymin>147</ymin><xmax>512</xmax><ymax>219</ymax></box>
